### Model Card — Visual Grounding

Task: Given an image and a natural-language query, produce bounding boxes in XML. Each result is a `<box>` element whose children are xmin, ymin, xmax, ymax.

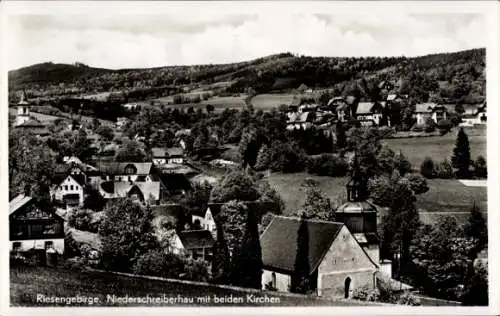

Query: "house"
<box><xmin>122</xmin><ymin>103</ymin><xmax>141</xmax><ymax>111</ymax></box>
<box><xmin>461</xmin><ymin>102</ymin><xmax>487</xmax><ymax>125</ymax></box>
<box><xmin>13</xmin><ymin>119</ymin><xmax>50</xmax><ymax>136</ymax></box>
<box><xmin>170</xmin><ymin>230</ymin><xmax>214</xmax><ymax>263</ymax></box>
<box><xmin>286</xmin><ymin>112</ymin><xmax>313</xmax><ymax>130</ymax></box>
<box><xmin>191</xmin><ymin>204</ymin><xmax>222</xmax><ymax>238</ymax></box>
<box><xmin>9</xmin><ymin>194</ymin><xmax>65</xmax><ymax>254</ymax></box>
<box><xmin>152</xmin><ymin>147</ymin><xmax>184</xmax><ymax>165</ymax></box>
<box><xmin>94</xmin><ymin>162</ymin><xmax>157</xmax><ymax>182</ymax></box>
<box><xmin>99</xmin><ymin>181</ymin><xmax>161</xmax><ymax>203</ymax></box>
<box><xmin>260</xmin><ymin>216</ymin><xmax>378</xmax><ymax>298</ymax></box>
<box><xmin>51</xmin><ymin>174</ymin><xmax>86</xmax><ymax>207</ymax></box>
<box><xmin>355</xmin><ymin>102</ymin><xmax>386</xmax><ymax>126</ymax></box>
<box><xmin>414</xmin><ymin>103</ymin><xmax>448</xmax><ymax>125</ymax></box>
<box><xmin>166</xmin><ymin>147</ymin><xmax>184</xmax><ymax>164</ymax></box>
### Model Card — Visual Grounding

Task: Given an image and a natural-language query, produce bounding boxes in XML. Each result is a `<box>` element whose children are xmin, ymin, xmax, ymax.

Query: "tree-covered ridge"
<box><xmin>9</xmin><ymin>49</ymin><xmax>485</xmax><ymax>105</ymax></box>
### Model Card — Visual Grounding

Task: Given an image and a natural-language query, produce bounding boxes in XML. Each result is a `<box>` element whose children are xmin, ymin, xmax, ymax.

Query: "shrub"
<box><xmin>405</xmin><ymin>173</ymin><xmax>429</xmax><ymax>195</ymax></box>
<box><xmin>68</xmin><ymin>209</ymin><xmax>94</xmax><ymax>232</ymax></box>
<box><xmin>411</xmin><ymin>125</ymin><xmax>425</xmax><ymax>133</ymax></box>
<box><xmin>473</xmin><ymin>156</ymin><xmax>487</xmax><ymax>179</ymax></box>
<box><xmin>306</xmin><ymin>154</ymin><xmax>348</xmax><ymax>177</ymax></box>
<box><xmin>397</xmin><ymin>292</ymin><xmax>421</xmax><ymax>306</ymax></box>
<box><xmin>424</xmin><ymin>117</ymin><xmax>437</xmax><ymax>133</ymax></box>
<box><xmin>434</xmin><ymin>159</ymin><xmax>454</xmax><ymax>179</ymax></box>
<box><xmin>133</xmin><ymin>250</ymin><xmax>185</xmax><ymax>279</ymax></box>
<box><xmin>437</xmin><ymin>119</ymin><xmax>453</xmax><ymax>134</ymax></box>
<box><xmin>351</xmin><ymin>286</ymin><xmax>381</xmax><ymax>302</ymax></box>
<box><xmin>181</xmin><ymin>257</ymin><xmax>210</xmax><ymax>282</ymax></box>
<box><xmin>420</xmin><ymin>157</ymin><xmax>435</xmax><ymax>179</ymax></box>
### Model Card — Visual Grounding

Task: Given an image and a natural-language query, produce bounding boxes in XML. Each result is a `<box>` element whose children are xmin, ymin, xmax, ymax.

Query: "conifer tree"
<box><xmin>336</xmin><ymin>120</ymin><xmax>347</xmax><ymax>149</ymax></box>
<box><xmin>291</xmin><ymin>214</ymin><xmax>311</xmax><ymax>294</ymax></box>
<box><xmin>451</xmin><ymin>128</ymin><xmax>471</xmax><ymax>179</ymax></box>
<box><xmin>255</xmin><ymin>144</ymin><xmax>271</xmax><ymax>171</ymax></box>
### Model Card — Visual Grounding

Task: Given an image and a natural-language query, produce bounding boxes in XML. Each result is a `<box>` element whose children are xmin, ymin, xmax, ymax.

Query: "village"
<box><xmin>9</xmin><ymin>75</ymin><xmax>488</xmax><ymax>306</ymax></box>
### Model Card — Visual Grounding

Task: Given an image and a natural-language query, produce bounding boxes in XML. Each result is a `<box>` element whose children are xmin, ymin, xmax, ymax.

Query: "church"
<box><xmin>260</xmin><ymin>158</ymin><xmax>393</xmax><ymax>298</ymax></box>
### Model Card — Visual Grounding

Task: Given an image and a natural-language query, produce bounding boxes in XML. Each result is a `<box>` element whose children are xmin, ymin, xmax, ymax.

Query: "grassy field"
<box><xmin>251</xmin><ymin>93</ymin><xmax>296</xmax><ymax>110</ymax></box>
<box><xmin>383</xmin><ymin>127</ymin><xmax>486</xmax><ymax>168</ymax></box>
<box><xmin>266</xmin><ymin>173</ymin><xmax>487</xmax><ymax>226</ymax></box>
<box><xmin>10</xmin><ymin>266</ymin><xmax>370</xmax><ymax>307</ymax></box>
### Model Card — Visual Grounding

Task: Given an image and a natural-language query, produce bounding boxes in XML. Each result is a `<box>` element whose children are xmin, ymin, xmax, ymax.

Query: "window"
<box><xmin>13</xmin><ymin>242</ymin><xmax>21</xmax><ymax>252</ymax></box>
<box><xmin>70</xmin><ymin>185</ymin><xmax>74</xmax><ymax>190</ymax></box>
<box><xmin>64</xmin><ymin>185</ymin><xmax>68</xmax><ymax>191</ymax></box>
<box><xmin>271</xmin><ymin>272</ymin><xmax>277</xmax><ymax>288</ymax></box>
<box><xmin>44</xmin><ymin>241</ymin><xmax>53</xmax><ymax>250</ymax></box>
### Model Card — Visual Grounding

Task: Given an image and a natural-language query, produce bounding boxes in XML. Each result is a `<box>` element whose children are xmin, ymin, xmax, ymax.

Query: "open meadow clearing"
<box><xmin>10</xmin><ymin>266</ymin><xmax>369</xmax><ymax>306</ymax></box>
<box><xmin>251</xmin><ymin>93</ymin><xmax>296</xmax><ymax>110</ymax></box>
<box><xmin>266</xmin><ymin>173</ymin><xmax>487</xmax><ymax>226</ymax></box>
<box><xmin>383</xmin><ymin>126</ymin><xmax>486</xmax><ymax>168</ymax></box>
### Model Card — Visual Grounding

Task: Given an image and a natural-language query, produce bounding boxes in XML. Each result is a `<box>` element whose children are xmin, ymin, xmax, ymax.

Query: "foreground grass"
<box><xmin>267</xmin><ymin>173</ymin><xmax>487</xmax><ymax>226</ymax></box>
<box><xmin>10</xmin><ymin>266</ymin><xmax>369</xmax><ymax>307</ymax></box>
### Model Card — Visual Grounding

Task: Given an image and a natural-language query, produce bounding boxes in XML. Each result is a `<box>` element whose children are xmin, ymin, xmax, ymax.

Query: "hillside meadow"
<box><xmin>383</xmin><ymin>126</ymin><xmax>486</xmax><ymax>168</ymax></box>
<box><xmin>10</xmin><ymin>266</ymin><xmax>369</xmax><ymax>307</ymax></box>
<box><xmin>266</xmin><ymin>173</ymin><xmax>487</xmax><ymax>226</ymax></box>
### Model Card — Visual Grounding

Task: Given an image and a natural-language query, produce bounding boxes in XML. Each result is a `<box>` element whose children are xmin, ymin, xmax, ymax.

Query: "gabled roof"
<box><xmin>260</xmin><ymin>216</ymin><xmax>344</xmax><ymax>275</ymax></box>
<box><xmin>152</xmin><ymin>148</ymin><xmax>167</xmax><ymax>158</ymax></box>
<box><xmin>166</xmin><ymin>147</ymin><xmax>184</xmax><ymax>157</ymax></box>
<box><xmin>356</xmin><ymin>102</ymin><xmax>376</xmax><ymax>115</ymax></box>
<box><xmin>327</xmin><ymin>96</ymin><xmax>345</xmax><ymax>107</ymax></box>
<box><xmin>111</xmin><ymin>181</ymin><xmax>161</xmax><ymax>201</ymax></box>
<box><xmin>178</xmin><ymin>230</ymin><xmax>215</xmax><ymax>249</ymax></box>
<box><xmin>386</xmin><ymin>94</ymin><xmax>397</xmax><ymax>101</ymax></box>
<box><xmin>9</xmin><ymin>194</ymin><xmax>33</xmax><ymax>215</ymax></box>
<box><xmin>69</xmin><ymin>174</ymin><xmax>86</xmax><ymax>187</ymax></box>
<box><xmin>96</xmin><ymin>162</ymin><xmax>153</xmax><ymax>175</ymax></box>
<box><xmin>415</xmin><ymin>103</ymin><xmax>446</xmax><ymax>113</ymax></box>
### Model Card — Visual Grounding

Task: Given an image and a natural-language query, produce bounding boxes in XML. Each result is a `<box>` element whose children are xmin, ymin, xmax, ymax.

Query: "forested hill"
<box><xmin>9</xmin><ymin>48</ymin><xmax>485</xmax><ymax>105</ymax></box>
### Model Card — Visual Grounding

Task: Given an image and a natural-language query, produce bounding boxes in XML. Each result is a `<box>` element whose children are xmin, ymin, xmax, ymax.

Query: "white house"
<box><xmin>355</xmin><ymin>102</ymin><xmax>386</xmax><ymax>126</ymax></box>
<box><xmin>461</xmin><ymin>103</ymin><xmax>487</xmax><ymax>125</ymax></box>
<box><xmin>52</xmin><ymin>174</ymin><xmax>86</xmax><ymax>207</ymax></box>
<box><xmin>9</xmin><ymin>194</ymin><xmax>65</xmax><ymax>254</ymax></box>
<box><xmin>192</xmin><ymin>205</ymin><xmax>219</xmax><ymax>238</ymax></box>
<box><xmin>414</xmin><ymin>103</ymin><xmax>448</xmax><ymax>125</ymax></box>
<box><xmin>152</xmin><ymin>147</ymin><xmax>185</xmax><ymax>165</ymax></box>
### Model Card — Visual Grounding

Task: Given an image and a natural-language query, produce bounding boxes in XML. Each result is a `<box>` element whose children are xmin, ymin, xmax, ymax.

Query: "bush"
<box><xmin>397</xmin><ymin>292</ymin><xmax>421</xmax><ymax>306</ymax></box>
<box><xmin>420</xmin><ymin>157</ymin><xmax>435</xmax><ymax>179</ymax></box>
<box><xmin>96</xmin><ymin>126</ymin><xmax>115</xmax><ymax>141</ymax></box>
<box><xmin>437</xmin><ymin>119</ymin><xmax>453</xmax><ymax>134</ymax></box>
<box><xmin>411</xmin><ymin>125</ymin><xmax>425</xmax><ymax>133</ymax></box>
<box><xmin>181</xmin><ymin>257</ymin><xmax>210</xmax><ymax>282</ymax></box>
<box><xmin>434</xmin><ymin>159</ymin><xmax>454</xmax><ymax>179</ymax></box>
<box><xmin>405</xmin><ymin>173</ymin><xmax>429</xmax><ymax>195</ymax></box>
<box><xmin>424</xmin><ymin>117</ymin><xmax>437</xmax><ymax>133</ymax></box>
<box><xmin>351</xmin><ymin>285</ymin><xmax>381</xmax><ymax>302</ymax></box>
<box><xmin>68</xmin><ymin>209</ymin><xmax>94</xmax><ymax>232</ymax></box>
<box><xmin>307</xmin><ymin>154</ymin><xmax>348</xmax><ymax>177</ymax></box>
<box><xmin>473</xmin><ymin>156</ymin><xmax>487</xmax><ymax>179</ymax></box>
<box><xmin>133</xmin><ymin>250</ymin><xmax>185</xmax><ymax>279</ymax></box>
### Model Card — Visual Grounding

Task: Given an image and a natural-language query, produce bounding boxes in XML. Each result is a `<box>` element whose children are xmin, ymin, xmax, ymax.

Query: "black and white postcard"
<box><xmin>1</xmin><ymin>1</ymin><xmax>499</xmax><ymax>315</ymax></box>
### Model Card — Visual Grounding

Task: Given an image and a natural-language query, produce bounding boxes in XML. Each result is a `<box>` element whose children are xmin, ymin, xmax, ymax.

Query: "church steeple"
<box><xmin>346</xmin><ymin>152</ymin><xmax>368</xmax><ymax>202</ymax></box>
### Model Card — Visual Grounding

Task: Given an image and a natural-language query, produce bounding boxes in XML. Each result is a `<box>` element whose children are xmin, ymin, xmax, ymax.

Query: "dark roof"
<box><xmin>100</xmin><ymin>181</ymin><xmax>115</xmax><ymax>194</ymax></box>
<box><xmin>260</xmin><ymin>216</ymin><xmax>344</xmax><ymax>275</ymax></box>
<box><xmin>69</xmin><ymin>174</ymin><xmax>86</xmax><ymax>187</ymax></box>
<box><xmin>178</xmin><ymin>230</ymin><xmax>214</xmax><ymax>249</ymax></box>
<box><xmin>96</xmin><ymin>162</ymin><xmax>153</xmax><ymax>175</ymax></box>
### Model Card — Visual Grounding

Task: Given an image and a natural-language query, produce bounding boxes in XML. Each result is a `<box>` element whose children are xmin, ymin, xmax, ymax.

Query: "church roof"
<box><xmin>260</xmin><ymin>216</ymin><xmax>344</xmax><ymax>275</ymax></box>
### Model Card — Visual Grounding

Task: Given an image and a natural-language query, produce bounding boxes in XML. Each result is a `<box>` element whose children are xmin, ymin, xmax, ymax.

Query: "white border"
<box><xmin>1</xmin><ymin>1</ymin><xmax>499</xmax><ymax>316</ymax></box>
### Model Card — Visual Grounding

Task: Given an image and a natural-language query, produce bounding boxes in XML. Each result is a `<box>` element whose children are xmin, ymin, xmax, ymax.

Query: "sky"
<box><xmin>7</xmin><ymin>10</ymin><xmax>487</xmax><ymax>70</ymax></box>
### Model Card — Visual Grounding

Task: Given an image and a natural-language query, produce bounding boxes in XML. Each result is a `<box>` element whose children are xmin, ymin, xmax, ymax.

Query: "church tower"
<box><xmin>336</xmin><ymin>153</ymin><xmax>380</xmax><ymax>264</ymax></box>
<box><xmin>15</xmin><ymin>90</ymin><xmax>30</xmax><ymax>126</ymax></box>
